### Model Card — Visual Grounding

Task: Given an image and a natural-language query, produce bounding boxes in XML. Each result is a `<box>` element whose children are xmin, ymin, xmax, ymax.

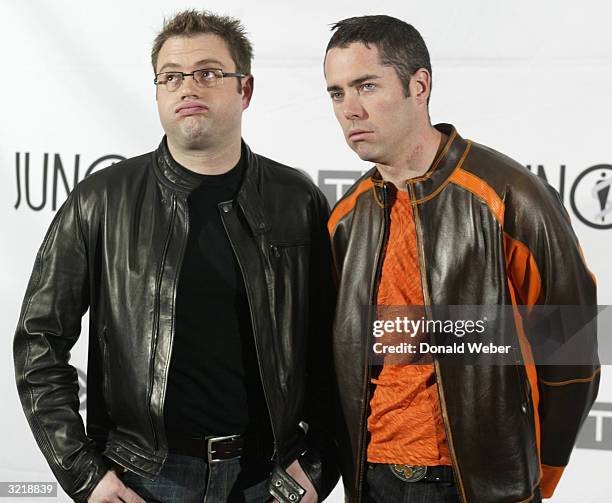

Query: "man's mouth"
<box><xmin>175</xmin><ymin>102</ymin><xmax>208</xmax><ymax>116</ymax></box>
<box><xmin>348</xmin><ymin>129</ymin><xmax>373</xmax><ymax>141</ymax></box>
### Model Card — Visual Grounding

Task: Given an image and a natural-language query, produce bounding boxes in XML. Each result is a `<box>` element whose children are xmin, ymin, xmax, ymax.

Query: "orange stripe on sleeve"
<box><xmin>540</xmin><ymin>464</ymin><xmax>565</xmax><ymax>498</ymax></box>
<box><xmin>539</xmin><ymin>367</ymin><xmax>601</xmax><ymax>387</ymax></box>
<box><xmin>327</xmin><ymin>178</ymin><xmax>373</xmax><ymax>237</ymax></box>
<box><xmin>503</xmin><ymin>234</ymin><xmax>542</xmax><ymax>307</ymax></box>
<box><xmin>449</xmin><ymin>168</ymin><xmax>505</xmax><ymax>225</ymax></box>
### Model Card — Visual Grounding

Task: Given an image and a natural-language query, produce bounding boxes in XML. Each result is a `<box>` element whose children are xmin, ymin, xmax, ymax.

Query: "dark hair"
<box><xmin>151</xmin><ymin>10</ymin><xmax>253</xmax><ymax>74</ymax></box>
<box><xmin>326</xmin><ymin>15</ymin><xmax>431</xmax><ymax>98</ymax></box>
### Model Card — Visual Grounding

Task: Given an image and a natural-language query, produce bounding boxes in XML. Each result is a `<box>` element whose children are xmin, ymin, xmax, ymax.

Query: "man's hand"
<box><xmin>87</xmin><ymin>469</ymin><xmax>145</xmax><ymax>503</ymax></box>
<box><xmin>272</xmin><ymin>459</ymin><xmax>318</xmax><ymax>503</ymax></box>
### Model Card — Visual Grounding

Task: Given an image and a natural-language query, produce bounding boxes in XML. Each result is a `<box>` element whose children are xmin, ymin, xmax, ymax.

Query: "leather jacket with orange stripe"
<box><xmin>327</xmin><ymin>124</ymin><xmax>599</xmax><ymax>503</ymax></box>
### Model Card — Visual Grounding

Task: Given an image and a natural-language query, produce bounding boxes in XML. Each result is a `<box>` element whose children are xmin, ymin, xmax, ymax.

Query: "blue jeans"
<box><xmin>365</xmin><ymin>463</ymin><xmax>542</xmax><ymax>503</ymax></box>
<box><xmin>120</xmin><ymin>453</ymin><xmax>272</xmax><ymax>503</ymax></box>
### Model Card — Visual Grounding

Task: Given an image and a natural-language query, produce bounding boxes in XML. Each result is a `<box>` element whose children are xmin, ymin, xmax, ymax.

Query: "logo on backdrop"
<box><xmin>11</xmin><ymin>155</ymin><xmax>612</xmax><ymax>230</ymax></box>
<box><xmin>13</xmin><ymin>152</ymin><xmax>125</xmax><ymax>211</ymax></box>
<box><xmin>318</xmin><ymin>164</ymin><xmax>611</xmax><ymax>230</ymax></box>
<box><xmin>318</xmin><ymin>170</ymin><xmax>364</xmax><ymax>204</ymax></box>
<box><xmin>570</xmin><ymin>164</ymin><xmax>612</xmax><ymax>230</ymax></box>
<box><xmin>576</xmin><ymin>402</ymin><xmax>612</xmax><ymax>450</ymax></box>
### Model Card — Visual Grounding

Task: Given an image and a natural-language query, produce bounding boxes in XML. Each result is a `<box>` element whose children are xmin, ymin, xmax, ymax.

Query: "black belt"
<box><xmin>373</xmin><ymin>463</ymin><xmax>454</xmax><ymax>483</ymax></box>
<box><xmin>166</xmin><ymin>431</ymin><xmax>272</xmax><ymax>464</ymax></box>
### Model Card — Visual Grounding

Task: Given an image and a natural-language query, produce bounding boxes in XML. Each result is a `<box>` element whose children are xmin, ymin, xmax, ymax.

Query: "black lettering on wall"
<box><xmin>52</xmin><ymin>154</ymin><xmax>81</xmax><ymax>211</ymax></box>
<box><xmin>25</xmin><ymin>153</ymin><xmax>48</xmax><ymax>211</ymax></box>
<box><xmin>14</xmin><ymin>153</ymin><xmax>21</xmax><ymax>209</ymax></box>
<box><xmin>525</xmin><ymin>164</ymin><xmax>566</xmax><ymax>203</ymax></box>
<box><xmin>14</xmin><ymin>152</ymin><xmax>125</xmax><ymax>211</ymax></box>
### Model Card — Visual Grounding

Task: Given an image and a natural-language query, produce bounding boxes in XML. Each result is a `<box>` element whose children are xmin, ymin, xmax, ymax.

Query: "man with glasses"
<box><xmin>14</xmin><ymin>10</ymin><xmax>336</xmax><ymax>503</ymax></box>
<box><xmin>323</xmin><ymin>15</ymin><xmax>599</xmax><ymax>503</ymax></box>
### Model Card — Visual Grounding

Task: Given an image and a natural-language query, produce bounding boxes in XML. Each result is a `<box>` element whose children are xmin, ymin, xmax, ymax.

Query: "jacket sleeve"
<box><xmin>298</xmin><ymin>187</ymin><xmax>340</xmax><ymax>501</ymax></box>
<box><xmin>13</xmin><ymin>185</ymin><xmax>108</xmax><ymax>503</ymax></box>
<box><xmin>504</xmin><ymin>179</ymin><xmax>599</xmax><ymax>499</ymax></box>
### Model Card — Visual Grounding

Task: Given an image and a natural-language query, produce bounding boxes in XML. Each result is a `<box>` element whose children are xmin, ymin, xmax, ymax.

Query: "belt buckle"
<box><xmin>206</xmin><ymin>434</ymin><xmax>241</xmax><ymax>464</ymax></box>
<box><xmin>390</xmin><ymin>464</ymin><xmax>428</xmax><ymax>483</ymax></box>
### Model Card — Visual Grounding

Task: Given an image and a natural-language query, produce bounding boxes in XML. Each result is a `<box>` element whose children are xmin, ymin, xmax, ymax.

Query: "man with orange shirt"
<box><xmin>323</xmin><ymin>15</ymin><xmax>599</xmax><ymax>503</ymax></box>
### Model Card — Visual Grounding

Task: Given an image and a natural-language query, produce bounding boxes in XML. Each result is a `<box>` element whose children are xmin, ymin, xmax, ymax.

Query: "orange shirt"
<box><xmin>367</xmin><ymin>190</ymin><xmax>451</xmax><ymax>466</ymax></box>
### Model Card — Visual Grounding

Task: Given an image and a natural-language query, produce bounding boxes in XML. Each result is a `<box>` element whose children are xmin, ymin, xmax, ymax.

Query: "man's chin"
<box><xmin>180</xmin><ymin>121</ymin><xmax>207</xmax><ymax>140</ymax></box>
<box><xmin>350</xmin><ymin>143</ymin><xmax>377</xmax><ymax>163</ymax></box>
<box><xmin>167</xmin><ymin>130</ymin><xmax>212</xmax><ymax>151</ymax></box>
<box><xmin>175</xmin><ymin>123</ymin><xmax>214</xmax><ymax>147</ymax></box>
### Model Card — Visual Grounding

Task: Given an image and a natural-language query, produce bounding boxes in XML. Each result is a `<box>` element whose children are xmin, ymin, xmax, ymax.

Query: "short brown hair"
<box><xmin>326</xmin><ymin>15</ymin><xmax>431</xmax><ymax>99</ymax></box>
<box><xmin>151</xmin><ymin>10</ymin><xmax>253</xmax><ymax>74</ymax></box>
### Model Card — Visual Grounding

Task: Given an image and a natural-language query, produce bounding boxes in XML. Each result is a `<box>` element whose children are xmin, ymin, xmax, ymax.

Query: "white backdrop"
<box><xmin>1</xmin><ymin>0</ymin><xmax>611</xmax><ymax>501</ymax></box>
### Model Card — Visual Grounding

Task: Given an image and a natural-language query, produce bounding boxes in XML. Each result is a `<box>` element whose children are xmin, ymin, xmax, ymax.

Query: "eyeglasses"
<box><xmin>154</xmin><ymin>68</ymin><xmax>246</xmax><ymax>92</ymax></box>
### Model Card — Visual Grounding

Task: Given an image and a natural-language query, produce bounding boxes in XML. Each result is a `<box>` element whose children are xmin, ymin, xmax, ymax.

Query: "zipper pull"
<box><xmin>270</xmin><ymin>244</ymin><xmax>280</xmax><ymax>258</ymax></box>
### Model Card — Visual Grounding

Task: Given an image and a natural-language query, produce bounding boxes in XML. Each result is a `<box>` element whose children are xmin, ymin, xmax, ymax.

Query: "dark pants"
<box><xmin>120</xmin><ymin>453</ymin><xmax>272</xmax><ymax>503</ymax></box>
<box><xmin>365</xmin><ymin>463</ymin><xmax>542</xmax><ymax>503</ymax></box>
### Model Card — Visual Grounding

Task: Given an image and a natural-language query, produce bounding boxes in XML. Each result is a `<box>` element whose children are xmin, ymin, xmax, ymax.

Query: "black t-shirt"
<box><xmin>163</xmin><ymin>152</ymin><xmax>268</xmax><ymax>437</ymax></box>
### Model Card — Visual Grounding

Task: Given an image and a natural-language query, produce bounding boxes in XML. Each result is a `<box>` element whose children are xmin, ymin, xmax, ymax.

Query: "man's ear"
<box><xmin>241</xmin><ymin>74</ymin><xmax>254</xmax><ymax>110</ymax></box>
<box><xmin>411</xmin><ymin>68</ymin><xmax>432</xmax><ymax>104</ymax></box>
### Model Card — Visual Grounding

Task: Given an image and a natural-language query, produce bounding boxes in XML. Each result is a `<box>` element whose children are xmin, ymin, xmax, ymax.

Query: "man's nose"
<box><xmin>179</xmin><ymin>75</ymin><xmax>201</xmax><ymax>98</ymax></box>
<box><xmin>343</xmin><ymin>94</ymin><xmax>366</xmax><ymax>120</ymax></box>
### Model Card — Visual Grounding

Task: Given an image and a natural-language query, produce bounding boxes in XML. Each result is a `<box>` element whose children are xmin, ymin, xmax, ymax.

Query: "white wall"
<box><xmin>1</xmin><ymin>1</ymin><xmax>611</xmax><ymax>501</ymax></box>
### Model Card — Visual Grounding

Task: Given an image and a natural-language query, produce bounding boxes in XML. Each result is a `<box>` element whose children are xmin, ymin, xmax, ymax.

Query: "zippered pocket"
<box><xmin>514</xmin><ymin>364</ymin><xmax>533</xmax><ymax>421</ymax></box>
<box><xmin>269</xmin><ymin>240</ymin><xmax>311</xmax><ymax>258</ymax></box>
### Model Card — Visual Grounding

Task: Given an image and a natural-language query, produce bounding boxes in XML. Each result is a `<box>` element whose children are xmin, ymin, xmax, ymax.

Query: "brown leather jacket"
<box><xmin>328</xmin><ymin>124</ymin><xmax>599</xmax><ymax>503</ymax></box>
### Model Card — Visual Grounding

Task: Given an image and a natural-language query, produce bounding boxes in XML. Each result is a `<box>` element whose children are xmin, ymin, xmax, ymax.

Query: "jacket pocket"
<box><xmin>269</xmin><ymin>240</ymin><xmax>311</xmax><ymax>259</ymax></box>
<box><xmin>514</xmin><ymin>364</ymin><xmax>534</xmax><ymax>425</ymax></box>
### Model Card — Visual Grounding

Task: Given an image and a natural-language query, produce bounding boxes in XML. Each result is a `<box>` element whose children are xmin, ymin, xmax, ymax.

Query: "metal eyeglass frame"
<box><xmin>154</xmin><ymin>68</ymin><xmax>246</xmax><ymax>91</ymax></box>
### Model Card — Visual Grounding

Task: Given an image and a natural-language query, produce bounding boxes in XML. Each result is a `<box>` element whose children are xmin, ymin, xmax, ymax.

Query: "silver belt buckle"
<box><xmin>206</xmin><ymin>434</ymin><xmax>242</xmax><ymax>464</ymax></box>
<box><xmin>390</xmin><ymin>464</ymin><xmax>428</xmax><ymax>482</ymax></box>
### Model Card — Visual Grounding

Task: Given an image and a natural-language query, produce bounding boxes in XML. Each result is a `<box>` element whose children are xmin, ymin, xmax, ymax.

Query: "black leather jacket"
<box><xmin>14</xmin><ymin>139</ymin><xmax>338</xmax><ymax>502</ymax></box>
<box><xmin>328</xmin><ymin>125</ymin><xmax>599</xmax><ymax>502</ymax></box>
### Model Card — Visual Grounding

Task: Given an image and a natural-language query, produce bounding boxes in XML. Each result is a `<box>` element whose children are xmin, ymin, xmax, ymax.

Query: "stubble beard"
<box><xmin>176</xmin><ymin>116</ymin><xmax>211</xmax><ymax>148</ymax></box>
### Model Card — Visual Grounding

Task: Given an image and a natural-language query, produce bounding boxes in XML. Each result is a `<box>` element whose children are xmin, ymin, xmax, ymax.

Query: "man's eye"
<box><xmin>199</xmin><ymin>70</ymin><xmax>217</xmax><ymax>80</ymax></box>
<box><xmin>360</xmin><ymin>83</ymin><xmax>376</xmax><ymax>92</ymax></box>
<box><xmin>166</xmin><ymin>73</ymin><xmax>180</xmax><ymax>82</ymax></box>
<box><xmin>330</xmin><ymin>92</ymin><xmax>344</xmax><ymax>102</ymax></box>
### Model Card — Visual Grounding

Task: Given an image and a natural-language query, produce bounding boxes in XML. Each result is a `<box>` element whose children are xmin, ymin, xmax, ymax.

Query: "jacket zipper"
<box><xmin>408</xmin><ymin>183</ymin><xmax>468</xmax><ymax>503</ymax></box>
<box><xmin>219</xmin><ymin>201</ymin><xmax>278</xmax><ymax>460</ymax></box>
<box><xmin>515</xmin><ymin>363</ymin><xmax>533</xmax><ymax>423</ymax></box>
<box><xmin>148</xmin><ymin>193</ymin><xmax>177</xmax><ymax>451</ymax></box>
<box><xmin>355</xmin><ymin>183</ymin><xmax>390</xmax><ymax>501</ymax></box>
<box><xmin>157</xmin><ymin>194</ymin><xmax>190</xmax><ymax>458</ymax></box>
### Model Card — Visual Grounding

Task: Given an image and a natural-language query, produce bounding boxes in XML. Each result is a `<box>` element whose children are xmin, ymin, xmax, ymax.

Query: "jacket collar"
<box><xmin>153</xmin><ymin>136</ymin><xmax>270</xmax><ymax>235</ymax></box>
<box><xmin>372</xmin><ymin>123</ymin><xmax>470</xmax><ymax>204</ymax></box>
